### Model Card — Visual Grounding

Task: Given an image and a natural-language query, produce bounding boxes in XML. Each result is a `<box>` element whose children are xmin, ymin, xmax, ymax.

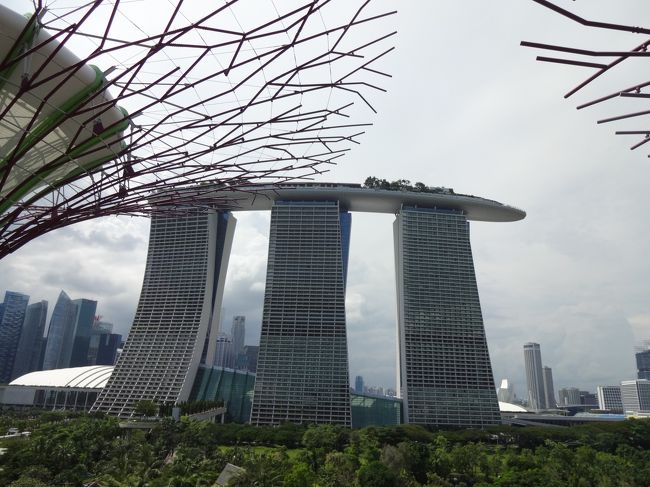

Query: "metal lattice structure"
<box><xmin>0</xmin><ymin>0</ymin><xmax>395</xmax><ymax>258</ymax></box>
<box><xmin>522</xmin><ymin>0</ymin><xmax>650</xmax><ymax>154</ymax></box>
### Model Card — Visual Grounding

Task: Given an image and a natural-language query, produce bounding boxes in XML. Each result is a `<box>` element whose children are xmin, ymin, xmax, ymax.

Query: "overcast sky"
<box><xmin>1</xmin><ymin>1</ymin><xmax>649</xmax><ymax>399</ymax></box>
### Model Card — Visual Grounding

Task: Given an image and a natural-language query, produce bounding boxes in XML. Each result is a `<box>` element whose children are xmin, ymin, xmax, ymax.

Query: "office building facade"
<box><xmin>11</xmin><ymin>300</ymin><xmax>48</xmax><ymax>379</ymax></box>
<box><xmin>251</xmin><ymin>201</ymin><xmax>352</xmax><ymax>426</ymax></box>
<box><xmin>636</xmin><ymin>349</ymin><xmax>650</xmax><ymax>380</ymax></box>
<box><xmin>523</xmin><ymin>342</ymin><xmax>546</xmax><ymax>410</ymax></box>
<box><xmin>620</xmin><ymin>380</ymin><xmax>650</xmax><ymax>414</ymax></box>
<box><xmin>355</xmin><ymin>375</ymin><xmax>365</xmax><ymax>394</ymax></box>
<box><xmin>214</xmin><ymin>333</ymin><xmax>235</xmax><ymax>369</ymax></box>
<box><xmin>244</xmin><ymin>345</ymin><xmax>259</xmax><ymax>373</ymax></box>
<box><xmin>231</xmin><ymin>316</ymin><xmax>245</xmax><ymax>356</ymax></box>
<box><xmin>0</xmin><ymin>291</ymin><xmax>30</xmax><ymax>383</ymax></box>
<box><xmin>69</xmin><ymin>299</ymin><xmax>98</xmax><ymax>367</ymax></box>
<box><xmin>596</xmin><ymin>385</ymin><xmax>623</xmax><ymax>413</ymax></box>
<box><xmin>92</xmin><ymin>211</ymin><xmax>236</xmax><ymax>416</ymax></box>
<box><xmin>42</xmin><ymin>291</ymin><xmax>76</xmax><ymax>370</ymax></box>
<box><xmin>558</xmin><ymin>387</ymin><xmax>581</xmax><ymax>407</ymax></box>
<box><xmin>395</xmin><ymin>207</ymin><xmax>500</xmax><ymax>426</ymax></box>
<box><xmin>542</xmin><ymin>366</ymin><xmax>556</xmax><ymax>409</ymax></box>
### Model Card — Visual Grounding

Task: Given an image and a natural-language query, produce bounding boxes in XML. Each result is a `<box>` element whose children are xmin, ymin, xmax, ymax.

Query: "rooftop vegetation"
<box><xmin>363</xmin><ymin>176</ymin><xmax>454</xmax><ymax>194</ymax></box>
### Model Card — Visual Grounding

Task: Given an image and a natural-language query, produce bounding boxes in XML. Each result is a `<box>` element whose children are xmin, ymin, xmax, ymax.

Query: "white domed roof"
<box><xmin>499</xmin><ymin>401</ymin><xmax>528</xmax><ymax>413</ymax></box>
<box><xmin>10</xmin><ymin>365</ymin><xmax>114</xmax><ymax>389</ymax></box>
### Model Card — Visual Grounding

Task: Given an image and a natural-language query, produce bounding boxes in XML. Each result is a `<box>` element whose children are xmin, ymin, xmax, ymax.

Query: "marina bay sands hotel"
<box><xmin>92</xmin><ymin>182</ymin><xmax>525</xmax><ymax>427</ymax></box>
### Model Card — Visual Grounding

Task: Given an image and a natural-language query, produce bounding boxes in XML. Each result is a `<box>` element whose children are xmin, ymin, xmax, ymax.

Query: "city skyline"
<box><xmin>0</xmin><ymin>286</ymin><xmax>644</xmax><ymax>403</ymax></box>
<box><xmin>1</xmin><ymin>1</ymin><xmax>648</xmax><ymax>394</ymax></box>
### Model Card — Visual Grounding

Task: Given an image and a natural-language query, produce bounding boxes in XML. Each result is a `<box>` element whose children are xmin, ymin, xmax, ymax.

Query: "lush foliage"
<box><xmin>1</xmin><ymin>411</ymin><xmax>650</xmax><ymax>486</ymax></box>
<box><xmin>363</xmin><ymin>176</ymin><xmax>454</xmax><ymax>194</ymax></box>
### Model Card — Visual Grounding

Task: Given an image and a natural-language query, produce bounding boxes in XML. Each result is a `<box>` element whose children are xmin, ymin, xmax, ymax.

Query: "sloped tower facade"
<box><xmin>394</xmin><ymin>206</ymin><xmax>501</xmax><ymax>427</ymax></box>
<box><xmin>92</xmin><ymin>212</ymin><xmax>235</xmax><ymax>417</ymax></box>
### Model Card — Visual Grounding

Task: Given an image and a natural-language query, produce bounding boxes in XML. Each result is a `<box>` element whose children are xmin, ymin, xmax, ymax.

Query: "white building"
<box><xmin>620</xmin><ymin>380</ymin><xmax>650</xmax><ymax>415</ymax></box>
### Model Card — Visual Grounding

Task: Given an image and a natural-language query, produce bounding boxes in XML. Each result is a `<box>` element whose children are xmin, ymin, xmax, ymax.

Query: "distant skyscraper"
<box><xmin>244</xmin><ymin>345</ymin><xmax>259</xmax><ymax>373</ymax></box>
<box><xmin>69</xmin><ymin>299</ymin><xmax>98</xmax><ymax>367</ymax></box>
<box><xmin>11</xmin><ymin>300</ymin><xmax>48</xmax><ymax>379</ymax></box>
<box><xmin>0</xmin><ymin>291</ymin><xmax>30</xmax><ymax>383</ymax></box>
<box><xmin>214</xmin><ymin>333</ymin><xmax>235</xmax><ymax>369</ymax></box>
<box><xmin>558</xmin><ymin>387</ymin><xmax>581</xmax><ymax>406</ymax></box>
<box><xmin>579</xmin><ymin>390</ymin><xmax>598</xmax><ymax>407</ymax></box>
<box><xmin>231</xmin><ymin>316</ymin><xmax>245</xmax><ymax>357</ymax></box>
<box><xmin>95</xmin><ymin>333</ymin><xmax>122</xmax><ymax>365</ymax></box>
<box><xmin>355</xmin><ymin>375</ymin><xmax>365</xmax><ymax>394</ymax></box>
<box><xmin>542</xmin><ymin>366</ymin><xmax>556</xmax><ymax>409</ymax></box>
<box><xmin>42</xmin><ymin>291</ymin><xmax>77</xmax><ymax>370</ymax></box>
<box><xmin>523</xmin><ymin>342</ymin><xmax>546</xmax><ymax>410</ymax></box>
<box><xmin>620</xmin><ymin>380</ymin><xmax>650</xmax><ymax>414</ymax></box>
<box><xmin>251</xmin><ymin>201</ymin><xmax>352</xmax><ymax>426</ymax></box>
<box><xmin>635</xmin><ymin>349</ymin><xmax>650</xmax><ymax>380</ymax></box>
<box><xmin>497</xmin><ymin>378</ymin><xmax>514</xmax><ymax>403</ymax></box>
<box><xmin>596</xmin><ymin>385</ymin><xmax>623</xmax><ymax>413</ymax></box>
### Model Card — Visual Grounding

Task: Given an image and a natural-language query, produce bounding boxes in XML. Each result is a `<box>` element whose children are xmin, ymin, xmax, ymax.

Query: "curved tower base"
<box><xmin>92</xmin><ymin>211</ymin><xmax>235</xmax><ymax>417</ymax></box>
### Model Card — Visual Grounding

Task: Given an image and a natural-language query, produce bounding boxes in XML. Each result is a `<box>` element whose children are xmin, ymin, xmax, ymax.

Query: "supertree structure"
<box><xmin>0</xmin><ymin>0</ymin><xmax>395</xmax><ymax>259</ymax></box>
<box><xmin>522</xmin><ymin>1</ymin><xmax>650</xmax><ymax>154</ymax></box>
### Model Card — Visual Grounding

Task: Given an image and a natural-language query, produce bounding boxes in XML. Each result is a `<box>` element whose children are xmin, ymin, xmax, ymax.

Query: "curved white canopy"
<box><xmin>10</xmin><ymin>365</ymin><xmax>114</xmax><ymax>389</ymax></box>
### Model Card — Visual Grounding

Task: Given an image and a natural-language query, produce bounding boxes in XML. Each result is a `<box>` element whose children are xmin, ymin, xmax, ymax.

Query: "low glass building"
<box><xmin>350</xmin><ymin>393</ymin><xmax>402</xmax><ymax>428</ymax></box>
<box><xmin>190</xmin><ymin>365</ymin><xmax>256</xmax><ymax>423</ymax></box>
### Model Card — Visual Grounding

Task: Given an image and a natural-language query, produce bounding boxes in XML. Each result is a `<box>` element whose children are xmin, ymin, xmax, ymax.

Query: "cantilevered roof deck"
<box><xmin>185</xmin><ymin>183</ymin><xmax>526</xmax><ymax>222</ymax></box>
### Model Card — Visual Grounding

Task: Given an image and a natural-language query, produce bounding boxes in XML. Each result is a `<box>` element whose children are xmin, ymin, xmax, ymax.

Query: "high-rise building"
<box><xmin>0</xmin><ymin>291</ymin><xmax>30</xmax><ymax>383</ymax></box>
<box><xmin>95</xmin><ymin>333</ymin><xmax>122</xmax><ymax>365</ymax></box>
<box><xmin>92</xmin><ymin>212</ymin><xmax>236</xmax><ymax>416</ymax></box>
<box><xmin>542</xmin><ymin>366</ymin><xmax>556</xmax><ymax>409</ymax></box>
<box><xmin>620</xmin><ymin>380</ymin><xmax>650</xmax><ymax>414</ymax></box>
<box><xmin>395</xmin><ymin>207</ymin><xmax>500</xmax><ymax>426</ymax></box>
<box><xmin>579</xmin><ymin>390</ymin><xmax>598</xmax><ymax>407</ymax></box>
<box><xmin>355</xmin><ymin>375</ymin><xmax>365</xmax><ymax>394</ymax></box>
<box><xmin>84</xmin><ymin>318</ymin><xmax>119</xmax><ymax>366</ymax></box>
<box><xmin>231</xmin><ymin>316</ymin><xmax>245</xmax><ymax>356</ymax></box>
<box><xmin>596</xmin><ymin>385</ymin><xmax>623</xmax><ymax>413</ymax></box>
<box><xmin>89</xmin><ymin>183</ymin><xmax>523</xmax><ymax>422</ymax></box>
<box><xmin>11</xmin><ymin>300</ymin><xmax>48</xmax><ymax>379</ymax></box>
<box><xmin>69</xmin><ymin>299</ymin><xmax>98</xmax><ymax>367</ymax></box>
<box><xmin>214</xmin><ymin>333</ymin><xmax>235</xmax><ymax>369</ymax></box>
<box><xmin>523</xmin><ymin>343</ymin><xmax>546</xmax><ymax>410</ymax></box>
<box><xmin>251</xmin><ymin>201</ymin><xmax>352</xmax><ymax>426</ymax></box>
<box><xmin>497</xmin><ymin>378</ymin><xmax>514</xmax><ymax>403</ymax></box>
<box><xmin>42</xmin><ymin>291</ymin><xmax>77</xmax><ymax>370</ymax></box>
<box><xmin>558</xmin><ymin>387</ymin><xmax>581</xmax><ymax>406</ymax></box>
<box><xmin>244</xmin><ymin>345</ymin><xmax>259</xmax><ymax>373</ymax></box>
<box><xmin>636</xmin><ymin>349</ymin><xmax>650</xmax><ymax>380</ymax></box>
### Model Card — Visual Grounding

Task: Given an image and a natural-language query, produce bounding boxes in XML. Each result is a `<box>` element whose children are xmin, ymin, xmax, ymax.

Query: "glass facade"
<box><xmin>395</xmin><ymin>206</ymin><xmax>500</xmax><ymax>427</ymax></box>
<box><xmin>190</xmin><ymin>365</ymin><xmax>255</xmax><ymax>423</ymax></box>
<box><xmin>0</xmin><ymin>291</ymin><xmax>30</xmax><ymax>383</ymax></box>
<box><xmin>636</xmin><ymin>350</ymin><xmax>650</xmax><ymax>380</ymax></box>
<box><xmin>69</xmin><ymin>299</ymin><xmax>98</xmax><ymax>367</ymax></box>
<box><xmin>524</xmin><ymin>343</ymin><xmax>546</xmax><ymax>410</ymax></box>
<box><xmin>251</xmin><ymin>201</ymin><xmax>351</xmax><ymax>426</ymax></box>
<box><xmin>350</xmin><ymin>393</ymin><xmax>402</xmax><ymax>428</ymax></box>
<box><xmin>11</xmin><ymin>300</ymin><xmax>48</xmax><ymax>379</ymax></box>
<box><xmin>42</xmin><ymin>291</ymin><xmax>76</xmax><ymax>370</ymax></box>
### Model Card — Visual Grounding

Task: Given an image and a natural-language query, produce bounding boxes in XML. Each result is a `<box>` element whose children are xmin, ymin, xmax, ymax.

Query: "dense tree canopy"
<box><xmin>1</xmin><ymin>410</ymin><xmax>650</xmax><ymax>486</ymax></box>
